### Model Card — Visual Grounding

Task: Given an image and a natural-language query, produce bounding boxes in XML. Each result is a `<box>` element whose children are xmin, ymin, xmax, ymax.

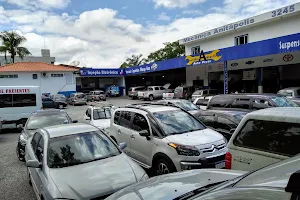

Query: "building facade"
<box><xmin>0</xmin><ymin>62</ymin><xmax>77</xmax><ymax>97</ymax></box>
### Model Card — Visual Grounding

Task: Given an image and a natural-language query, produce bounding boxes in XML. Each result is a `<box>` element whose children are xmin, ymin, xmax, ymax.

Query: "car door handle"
<box><xmin>130</xmin><ymin>135</ymin><xmax>135</xmax><ymax>139</ymax></box>
<box><xmin>117</xmin><ymin>129</ymin><xmax>121</xmax><ymax>134</ymax></box>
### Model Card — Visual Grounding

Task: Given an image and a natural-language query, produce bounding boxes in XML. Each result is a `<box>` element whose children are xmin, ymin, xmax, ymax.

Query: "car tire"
<box><xmin>149</xmin><ymin>95</ymin><xmax>154</xmax><ymax>101</ymax></box>
<box><xmin>58</xmin><ymin>104</ymin><xmax>64</xmax><ymax>109</ymax></box>
<box><xmin>154</xmin><ymin>157</ymin><xmax>176</xmax><ymax>176</ymax></box>
<box><xmin>16</xmin><ymin>144</ymin><xmax>25</xmax><ymax>162</ymax></box>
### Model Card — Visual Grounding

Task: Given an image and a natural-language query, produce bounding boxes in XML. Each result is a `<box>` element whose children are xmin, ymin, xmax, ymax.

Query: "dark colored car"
<box><xmin>16</xmin><ymin>109</ymin><xmax>77</xmax><ymax>161</ymax></box>
<box><xmin>207</xmin><ymin>93</ymin><xmax>298</xmax><ymax>112</ymax></box>
<box><xmin>193</xmin><ymin>110</ymin><xmax>247</xmax><ymax>141</ymax></box>
<box><xmin>50</xmin><ymin>94</ymin><xmax>68</xmax><ymax>108</ymax></box>
<box><xmin>42</xmin><ymin>96</ymin><xmax>67</xmax><ymax>109</ymax></box>
<box><xmin>174</xmin><ymin>86</ymin><xmax>195</xmax><ymax>100</ymax></box>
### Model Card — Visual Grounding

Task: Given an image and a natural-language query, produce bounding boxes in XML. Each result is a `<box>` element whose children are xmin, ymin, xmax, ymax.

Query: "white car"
<box><xmin>84</xmin><ymin>103</ymin><xmax>116</xmax><ymax>133</ymax></box>
<box><xmin>226</xmin><ymin>107</ymin><xmax>300</xmax><ymax>171</ymax></box>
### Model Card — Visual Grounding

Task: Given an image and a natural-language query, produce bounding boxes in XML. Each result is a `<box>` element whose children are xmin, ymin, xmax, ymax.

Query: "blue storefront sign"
<box><xmin>80</xmin><ymin>33</ymin><xmax>300</xmax><ymax>77</ymax></box>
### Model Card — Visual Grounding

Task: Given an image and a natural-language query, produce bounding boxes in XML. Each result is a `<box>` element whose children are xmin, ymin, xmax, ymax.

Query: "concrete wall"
<box><xmin>0</xmin><ymin>72</ymin><xmax>76</xmax><ymax>96</ymax></box>
<box><xmin>185</xmin><ymin>14</ymin><xmax>300</xmax><ymax>55</ymax></box>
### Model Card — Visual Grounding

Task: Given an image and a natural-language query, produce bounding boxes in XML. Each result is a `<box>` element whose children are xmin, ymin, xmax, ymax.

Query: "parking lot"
<box><xmin>0</xmin><ymin>97</ymin><xmax>145</xmax><ymax>200</ymax></box>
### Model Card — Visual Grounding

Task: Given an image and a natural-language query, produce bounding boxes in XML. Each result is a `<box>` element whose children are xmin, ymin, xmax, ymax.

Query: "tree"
<box><xmin>119</xmin><ymin>62</ymin><xmax>130</xmax><ymax>69</ymax></box>
<box><xmin>119</xmin><ymin>54</ymin><xmax>145</xmax><ymax>68</ymax></box>
<box><xmin>0</xmin><ymin>31</ymin><xmax>31</xmax><ymax>63</ymax></box>
<box><xmin>146</xmin><ymin>41</ymin><xmax>185</xmax><ymax>63</ymax></box>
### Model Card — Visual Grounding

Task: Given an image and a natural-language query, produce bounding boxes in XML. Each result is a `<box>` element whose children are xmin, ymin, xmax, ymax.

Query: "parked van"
<box><xmin>0</xmin><ymin>86</ymin><xmax>42</xmax><ymax>129</ymax></box>
<box><xmin>226</xmin><ymin>107</ymin><xmax>300</xmax><ymax>171</ymax></box>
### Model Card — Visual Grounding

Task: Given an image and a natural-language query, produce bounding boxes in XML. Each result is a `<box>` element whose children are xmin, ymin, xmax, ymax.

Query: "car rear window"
<box><xmin>209</xmin><ymin>96</ymin><xmax>232</xmax><ymax>108</ymax></box>
<box><xmin>233</xmin><ymin>119</ymin><xmax>300</xmax><ymax>157</ymax></box>
<box><xmin>76</xmin><ymin>93</ymin><xmax>86</xmax><ymax>98</ymax></box>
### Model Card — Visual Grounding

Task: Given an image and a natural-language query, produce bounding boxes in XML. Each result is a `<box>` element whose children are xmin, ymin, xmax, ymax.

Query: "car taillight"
<box><xmin>182</xmin><ymin>92</ymin><xmax>184</xmax><ymax>97</ymax></box>
<box><xmin>143</xmin><ymin>93</ymin><xmax>144</xmax><ymax>96</ymax></box>
<box><xmin>93</xmin><ymin>96</ymin><xmax>97</xmax><ymax>98</ymax></box>
<box><xmin>225</xmin><ymin>152</ymin><xmax>232</xmax><ymax>169</ymax></box>
<box><xmin>74</xmin><ymin>97</ymin><xmax>77</xmax><ymax>100</ymax></box>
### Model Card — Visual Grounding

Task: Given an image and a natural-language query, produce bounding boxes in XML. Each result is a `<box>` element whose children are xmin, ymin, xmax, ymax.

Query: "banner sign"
<box><xmin>80</xmin><ymin>32</ymin><xmax>300</xmax><ymax>77</ymax></box>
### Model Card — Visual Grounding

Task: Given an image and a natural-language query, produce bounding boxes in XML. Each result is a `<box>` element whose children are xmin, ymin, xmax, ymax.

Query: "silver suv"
<box><xmin>110</xmin><ymin>103</ymin><xmax>227</xmax><ymax>176</ymax></box>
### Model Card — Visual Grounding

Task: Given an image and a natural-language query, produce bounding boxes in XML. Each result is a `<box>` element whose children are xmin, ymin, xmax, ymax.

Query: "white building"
<box><xmin>0</xmin><ymin>49</ymin><xmax>55</xmax><ymax>66</ymax></box>
<box><xmin>179</xmin><ymin>2</ymin><xmax>300</xmax><ymax>93</ymax></box>
<box><xmin>0</xmin><ymin>62</ymin><xmax>77</xmax><ymax>97</ymax></box>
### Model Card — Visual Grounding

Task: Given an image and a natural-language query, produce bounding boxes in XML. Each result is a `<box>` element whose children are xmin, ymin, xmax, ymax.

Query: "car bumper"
<box><xmin>74</xmin><ymin>100</ymin><xmax>87</xmax><ymax>104</ymax></box>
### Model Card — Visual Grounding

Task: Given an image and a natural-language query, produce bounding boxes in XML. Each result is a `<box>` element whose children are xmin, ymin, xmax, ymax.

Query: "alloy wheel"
<box><xmin>156</xmin><ymin>162</ymin><xmax>169</xmax><ymax>175</ymax></box>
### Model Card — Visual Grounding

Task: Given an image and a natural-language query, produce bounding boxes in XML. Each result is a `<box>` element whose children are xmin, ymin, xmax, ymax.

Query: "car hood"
<box><xmin>165</xmin><ymin>128</ymin><xmax>224</xmax><ymax>146</ymax></box>
<box><xmin>106</xmin><ymin>169</ymin><xmax>245</xmax><ymax>200</ymax></box>
<box><xmin>91</xmin><ymin>119</ymin><xmax>111</xmax><ymax>129</ymax></box>
<box><xmin>50</xmin><ymin>154</ymin><xmax>139</xmax><ymax>199</ymax></box>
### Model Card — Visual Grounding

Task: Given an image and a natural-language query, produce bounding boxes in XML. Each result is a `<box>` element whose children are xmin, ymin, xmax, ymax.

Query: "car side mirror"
<box><xmin>17</xmin><ymin>124</ymin><xmax>24</xmax><ymax>130</ymax></box>
<box><xmin>139</xmin><ymin>130</ymin><xmax>150</xmax><ymax>137</ymax></box>
<box><xmin>26</xmin><ymin>159</ymin><xmax>41</xmax><ymax>168</ymax></box>
<box><xmin>119</xmin><ymin>142</ymin><xmax>127</xmax><ymax>150</ymax></box>
<box><xmin>286</xmin><ymin>170</ymin><xmax>300</xmax><ymax>195</ymax></box>
<box><xmin>72</xmin><ymin>120</ymin><xmax>78</xmax><ymax>123</ymax></box>
<box><xmin>84</xmin><ymin>115</ymin><xmax>91</xmax><ymax>120</ymax></box>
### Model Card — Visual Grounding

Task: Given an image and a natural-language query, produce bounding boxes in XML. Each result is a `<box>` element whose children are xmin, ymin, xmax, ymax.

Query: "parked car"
<box><xmin>43</xmin><ymin>95</ymin><xmax>67</xmax><ymax>109</ymax></box>
<box><xmin>207</xmin><ymin>93</ymin><xmax>298</xmax><ymax>112</ymax></box>
<box><xmin>193</xmin><ymin>96</ymin><xmax>214</xmax><ymax>110</ymax></box>
<box><xmin>137</xmin><ymin>84</ymin><xmax>172</xmax><ymax>101</ymax></box>
<box><xmin>174</xmin><ymin>86</ymin><xmax>196</xmax><ymax>99</ymax></box>
<box><xmin>156</xmin><ymin>99</ymin><xmax>199</xmax><ymax>114</ymax></box>
<box><xmin>84</xmin><ymin>102</ymin><xmax>116</xmax><ymax>132</ymax></box>
<box><xmin>278</xmin><ymin>87</ymin><xmax>300</xmax><ymax>106</ymax></box>
<box><xmin>67</xmin><ymin>92</ymin><xmax>87</xmax><ymax>105</ymax></box>
<box><xmin>106</xmin><ymin>153</ymin><xmax>300</xmax><ymax>200</ymax></box>
<box><xmin>87</xmin><ymin>90</ymin><xmax>106</xmax><ymax>102</ymax></box>
<box><xmin>193</xmin><ymin>110</ymin><xmax>247</xmax><ymax>141</ymax></box>
<box><xmin>110</xmin><ymin>103</ymin><xmax>227</xmax><ymax>176</ymax></box>
<box><xmin>128</xmin><ymin>86</ymin><xmax>146</xmax><ymax>99</ymax></box>
<box><xmin>50</xmin><ymin>94</ymin><xmax>67</xmax><ymax>101</ymax></box>
<box><xmin>106</xmin><ymin>85</ymin><xmax>120</xmax><ymax>97</ymax></box>
<box><xmin>226</xmin><ymin>107</ymin><xmax>300</xmax><ymax>171</ymax></box>
<box><xmin>191</xmin><ymin>89</ymin><xmax>219</xmax><ymax>102</ymax></box>
<box><xmin>25</xmin><ymin>123</ymin><xmax>148</xmax><ymax>200</ymax></box>
<box><xmin>16</xmin><ymin>109</ymin><xmax>77</xmax><ymax>161</ymax></box>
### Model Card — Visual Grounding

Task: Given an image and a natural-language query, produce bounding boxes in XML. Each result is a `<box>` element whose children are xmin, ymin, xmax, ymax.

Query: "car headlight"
<box><xmin>140</xmin><ymin>173</ymin><xmax>149</xmax><ymax>181</ymax></box>
<box><xmin>20</xmin><ymin>132</ymin><xmax>29</xmax><ymax>145</ymax></box>
<box><xmin>168</xmin><ymin>143</ymin><xmax>200</xmax><ymax>156</ymax></box>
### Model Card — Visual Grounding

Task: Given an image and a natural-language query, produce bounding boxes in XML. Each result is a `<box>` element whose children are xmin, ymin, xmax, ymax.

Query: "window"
<box><xmin>297</xmin><ymin>89</ymin><xmax>300</xmax><ymax>97</ymax></box>
<box><xmin>51</xmin><ymin>74</ymin><xmax>64</xmax><ymax>77</ymax></box>
<box><xmin>235</xmin><ymin>34</ymin><xmax>248</xmax><ymax>46</ymax></box>
<box><xmin>253</xmin><ymin>99</ymin><xmax>271</xmax><ymax>109</ymax></box>
<box><xmin>86</xmin><ymin>108</ymin><xmax>91</xmax><ymax>117</ymax></box>
<box><xmin>209</xmin><ymin>90</ymin><xmax>219</xmax><ymax>95</ymax></box>
<box><xmin>197</xmin><ymin>115</ymin><xmax>215</xmax><ymax>128</ymax></box>
<box><xmin>233</xmin><ymin>120</ymin><xmax>300</xmax><ymax>157</ymax></box>
<box><xmin>0</xmin><ymin>94</ymin><xmax>36</xmax><ymax>108</ymax></box>
<box><xmin>0</xmin><ymin>74</ymin><xmax>18</xmax><ymax>78</ymax></box>
<box><xmin>31</xmin><ymin>133</ymin><xmax>41</xmax><ymax>152</ymax></box>
<box><xmin>36</xmin><ymin>136</ymin><xmax>44</xmax><ymax>162</ymax></box>
<box><xmin>93</xmin><ymin>108</ymin><xmax>111</xmax><ymax>120</ymax></box>
<box><xmin>208</xmin><ymin>96</ymin><xmax>232</xmax><ymax>108</ymax></box>
<box><xmin>119</xmin><ymin>111</ymin><xmax>132</xmax><ymax>128</ymax></box>
<box><xmin>191</xmin><ymin>46</ymin><xmax>200</xmax><ymax>55</ymax></box>
<box><xmin>32</xmin><ymin>74</ymin><xmax>38</xmax><ymax>79</ymax></box>
<box><xmin>230</xmin><ymin>98</ymin><xmax>250</xmax><ymax>109</ymax></box>
<box><xmin>27</xmin><ymin>113</ymin><xmax>70</xmax><ymax>130</ymax></box>
<box><xmin>154</xmin><ymin>87</ymin><xmax>159</xmax><ymax>91</ymax></box>
<box><xmin>146</xmin><ymin>87</ymin><xmax>154</xmax><ymax>91</ymax></box>
<box><xmin>114</xmin><ymin>111</ymin><xmax>121</xmax><ymax>125</ymax></box>
<box><xmin>159</xmin><ymin>87</ymin><xmax>165</xmax><ymax>90</ymax></box>
<box><xmin>216</xmin><ymin>116</ymin><xmax>236</xmax><ymax>132</ymax></box>
<box><xmin>132</xmin><ymin>113</ymin><xmax>149</xmax><ymax>132</ymax></box>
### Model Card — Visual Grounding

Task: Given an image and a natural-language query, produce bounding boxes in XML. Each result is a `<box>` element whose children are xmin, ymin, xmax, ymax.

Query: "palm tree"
<box><xmin>0</xmin><ymin>31</ymin><xmax>31</xmax><ymax>63</ymax></box>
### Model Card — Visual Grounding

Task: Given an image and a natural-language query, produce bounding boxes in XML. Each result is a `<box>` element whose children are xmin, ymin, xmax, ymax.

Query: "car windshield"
<box><xmin>26</xmin><ymin>113</ymin><xmax>70</xmax><ymax>130</ymax></box>
<box><xmin>233</xmin><ymin>114</ymin><xmax>246</xmax><ymax>122</ymax></box>
<box><xmin>278</xmin><ymin>90</ymin><xmax>293</xmax><ymax>97</ymax></box>
<box><xmin>271</xmin><ymin>96</ymin><xmax>298</xmax><ymax>107</ymax></box>
<box><xmin>47</xmin><ymin>131</ymin><xmax>120</xmax><ymax>168</ymax></box>
<box><xmin>193</xmin><ymin>90</ymin><xmax>202</xmax><ymax>95</ymax></box>
<box><xmin>93</xmin><ymin>108</ymin><xmax>112</xmax><ymax>120</ymax></box>
<box><xmin>153</xmin><ymin>110</ymin><xmax>205</xmax><ymax>135</ymax></box>
<box><xmin>76</xmin><ymin>93</ymin><xmax>86</xmax><ymax>98</ymax></box>
<box><xmin>173</xmin><ymin>100</ymin><xmax>199</xmax><ymax>111</ymax></box>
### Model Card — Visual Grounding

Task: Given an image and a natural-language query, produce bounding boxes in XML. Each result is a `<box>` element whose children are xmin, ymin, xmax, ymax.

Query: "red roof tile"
<box><xmin>0</xmin><ymin>62</ymin><xmax>78</xmax><ymax>72</ymax></box>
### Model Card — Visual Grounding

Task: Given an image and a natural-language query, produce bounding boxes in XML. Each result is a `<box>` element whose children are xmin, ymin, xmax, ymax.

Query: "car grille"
<box><xmin>202</xmin><ymin>143</ymin><xmax>226</xmax><ymax>153</ymax></box>
<box><xmin>90</xmin><ymin>193</ymin><xmax>112</xmax><ymax>200</ymax></box>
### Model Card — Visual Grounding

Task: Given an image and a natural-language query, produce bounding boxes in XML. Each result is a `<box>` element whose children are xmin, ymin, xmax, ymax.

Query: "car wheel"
<box><xmin>154</xmin><ymin>158</ymin><xmax>176</xmax><ymax>176</ymax></box>
<box><xmin>149</xmin><ymin>95</ymin><xmax>154</xmax><ymax>101</ymax></box>
<box><xmin>58</xmin><ymin>104</ymin><xmax>64</xmax><ymax>109</ymax></box>
<box><xmin>27</xmin><ymin>168</ymin><xmax>32</xmax><ymax>186</ymax></box>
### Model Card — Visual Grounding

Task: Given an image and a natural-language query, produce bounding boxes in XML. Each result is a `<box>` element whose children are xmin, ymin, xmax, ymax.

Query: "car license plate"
<box><xmin>215</xmin><ymin>161</ymin><xmax>225</xmax><ymax>169</ymax></box>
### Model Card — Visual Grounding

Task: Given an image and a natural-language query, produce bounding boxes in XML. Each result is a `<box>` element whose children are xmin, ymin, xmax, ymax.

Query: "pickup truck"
<box><xmin>191</xmin><ymin>89</ymin><xmax>219</xmax><ymax>102</ymax></box>
<box><xmin>138</xmin><ymin>84</ymin><xmax>171</xmax><ymax>101</ymax></box>
<box><xmin>277</xmin><ymin>87</ymin><xmax>300</xmax><ymax>106</ymax></box>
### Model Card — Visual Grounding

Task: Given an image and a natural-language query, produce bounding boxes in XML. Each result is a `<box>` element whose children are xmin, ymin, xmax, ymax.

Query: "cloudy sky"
<box><xmin>0</xmin><ymin>0</ymin><xmax>298</xmax><ymax>68</ymax></box>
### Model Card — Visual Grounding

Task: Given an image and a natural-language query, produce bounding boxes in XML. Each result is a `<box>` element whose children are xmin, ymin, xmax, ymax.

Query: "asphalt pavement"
<box><xmin>0</xmin><ymin>97</ymin><xmax>146</xmax><ymax>200</ymax></box>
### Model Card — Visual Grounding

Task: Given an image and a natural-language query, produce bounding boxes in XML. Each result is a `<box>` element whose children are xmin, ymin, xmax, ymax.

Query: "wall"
<box><xmin>185</xmin><ymin>65</ymin><xmax>207</xmax><ymax>86</ymax></box>
<box><xmin>0</xmin><ymin>71</ymin><xmax>76</xmax><ymax>96</ymax></box>
<box><xmin>185</xmin><ymin>14</ymin><xmax>300</xmax><ymax>55</ymax></box>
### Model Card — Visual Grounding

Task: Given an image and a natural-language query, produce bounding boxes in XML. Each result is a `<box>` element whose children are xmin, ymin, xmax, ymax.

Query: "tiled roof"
<box><xmin>0</xmin><ymin>62</ymin><xmax>78</xmax><ymax>72</ymax></box>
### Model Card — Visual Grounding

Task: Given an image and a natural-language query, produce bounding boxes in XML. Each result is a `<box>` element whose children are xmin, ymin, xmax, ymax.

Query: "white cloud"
<box><xmin>158</xmin><ymin>12</ymin><xmax>171</xmax><ymax>21</ymax></box>
<box><xmin>153</xmin><ymin>0</ymin><xmax>207</xmax><ymax>8</ymax></box>
<box><xmin>2</xmin><ymin>0</ymin><xmax>70</xmax><ymax>10</ymax></box>
<box><xmin>182</xmin><ymin>9</ymin><xmax>203</xmax><ymax>16</ymax></box>
<box><xmin>0</xmin><ymin>0</ymin><xmax>298</xmax><ymax>68</ymax></box>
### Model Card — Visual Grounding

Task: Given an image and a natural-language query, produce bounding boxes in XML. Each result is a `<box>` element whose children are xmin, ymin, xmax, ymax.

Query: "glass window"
<box><xmin>93</xmin><ymin>108</ymin><xmax>111</xmax><ymax>120</ymax></box>
<box><xmin>271</xmin><ymin>97</ymin><xmax>298</xmax><ymax>107</ymax></box>
<box><xmin>154</xmin><ymin>87</ymin><xmax>159</xmax><ymax>91</ymax></box>
<box><xmin>51</xmin><ymin>74</ymin><xmax>64</xmax><ymax>77</ymax></box>
<box><xmin>0</xmin><ymin>94</ymin><xmax>12</xmax><ymax>108</ymax></box>
<box><xmin>235</xmin><ymin>34</ymin><xmax>248</xmax><ymax>46</ymax></box>
<box><xmin>233</xmin><ymin>120</ymin><xmax>300</xmax><ymax>156</ymax></box>
<box><xmin>209</xmin><ymin>90</ymin><xmax>219</xmax><ymax>95</ymax></box>
<box><xmin>202</xmin><ymin>90</ymin><xmax>208</xmax><ymax>95</ymax></box>
<box><xmin>119</xmin><ymin>111</ymin><xmax>132</xmax><ymax>129</ymax></box>
<box><xmin>32</xmin><ymin>74</ymin><xmax>38</xmax><ymax>79</ymax></box>
<box><xmin>230</xmin><ymin>98</ymin><xmax>250</xmax><ymax>109</ymax></box>
<box><xmin>148</xmin><ymin>88</ymin><xmax>153</xmax><ymax>91</ymax></box>
<box><xmin>76</xmin><ymin>93</ymin><xmax>86</xmax><ymax>98</ymax></box>
<box><xmin>153</xmin><ymin>110</ymin><xmax>205</xmax><ymax>135</ymax></box>
<box><xmin>47</xmin><ymin>131</ymin><xmax>120</xmax><ymax>168</ymax></box>
<box><xmin>160</xmin><ymin>87</ymin><xmax>165</xmax><ymax>90</ymax></box>
<box><xmin>0</xmin><ymin>94</ymin><xmax>36</xmax><ymax>108</ymax></box>
<box><xmin>196</xmin><ymin>99</ymin><xmax>209</xmax><ymax>106</ymax></box>
<box><xmin>173</xmin><ymin>100</ymin><xmax>199</xmax><ymax>111</ymax></box>
<box><xmin>216</xmin><ymin>116</ymin><xmax>237</xmax><ymax>131</ymax></box>
<box><xmin>128</xmin><ymin>88</ymin><xmax>133</xmax><ymax>91</ymax></box>
<box><xmin>114</xmin><ymin>111</ymin><xmax>120</xmax><ymax>125</ymax></box>
<box><xmin>296</xmin><ymin>89</ymin><xmax>300</xmax><ymax>96</ymax></box>
<box><xmin>197</xmin><ymin>115</ymin><xmax>215</xmax><ymax>127</ymax></box>
<box><xmin>31</xmin><ymin>132</ymin><xmax>41</xmax><ymax>152</ymax></box>
<box><xmin>233</xmin><ymin>114</ymin><xmax>246</xmax><ymax>122</ymax></box>
<box><xmin>209</xmin><ymin>96</ymin><xmax>232</xmax><ymax>108</ymax></box>
<box><xmin>36</xmin><ymin>136</ymin><xmax>44</xmax><ymax>162</ymax></box>
<box><xmin>86</xmin><ymin>108</ymin><xmax>91</xmax><ymax>117</ymax></box>
<box><xmin>193</xmin><ymin>90</ymin><xmax>202</xmax><ymax>95</ymax></box>
<box><xmin>191</xmin><ymin>46</ymin><xmax>200</xmax><ymax>55</ymax></box>
<box><xmin>27</xmin><ymin>113</ymin><xmax>70</xmax><ymax>130</ymax></box>
<box><xmin>135</xmin><ymin>87</ymin><xmax>144</xmax><ymax>91</ymax></box>
<box><xmin>253</xmin><ymin>98</ymin><xmax>272</xmax><ymax>109</ymax></box>
<box><xmin>132</xmin><ymin>113</ymin><xmax>149</xmax><ymax>132</ymax></box>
